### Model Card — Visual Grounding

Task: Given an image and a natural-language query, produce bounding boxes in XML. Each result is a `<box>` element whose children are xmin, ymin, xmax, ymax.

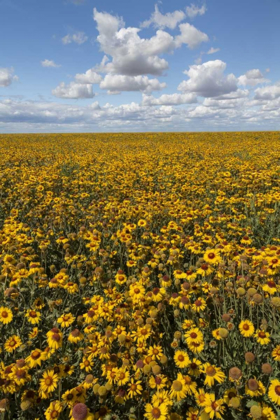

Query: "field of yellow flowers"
<box><xmin>0</xmin><ymin>132</ymin><xmax>280</xmax><ymax>420</ymax></box>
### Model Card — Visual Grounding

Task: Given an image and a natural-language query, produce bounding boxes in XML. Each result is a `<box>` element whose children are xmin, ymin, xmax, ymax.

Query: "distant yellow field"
<box><xmin>0</xmin><ymin>132</ymin><xmax>280</xmax><ymax>420</ymax></box>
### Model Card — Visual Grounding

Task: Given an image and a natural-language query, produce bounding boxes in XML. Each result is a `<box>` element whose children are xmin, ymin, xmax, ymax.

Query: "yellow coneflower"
<box><xmin>116</xmin><ymin>368</ymin><xmax>130</xmax><ymax>386</ymax></box>
<box><xmin>11</xmin><ymin>366</ymin><xmax>31</xmax><ymax>386</ymax></box>
<box><xmin>57</xmin><ymin>313</ymin><xmax>75</xmax><ymax>328</ymax></box>
<box><xmin>39</xmin><ymin>370</ymin><xmax>58</xmax><ymax>395</ymax></box>
<box><xmin>192</xmin><ymin>298</ymin><xmax>207</xmax><ymax>313</ymax></box>
<box><xmin>268</xmin><ymin>379</ymin><xmax>280</xmax><ymax>406</ymax></box>
<box><xmin>203</xmin><ymin>363</ymin><xmax>226</xmax><ymax>387</ymax></box>
<box><xmin>144</xmin><ymin>401</ymin><xmax>168</xmax><ymax>420</ymax></box>
<box><xmin>174</xmin><ymin>350</ymin><xmax>190</xmax><ymax>369</ymax></box>
<box><xmin>239</xmin><ymin>320</ymin><xmax>255</xmax><ymax>337</ymax></box>
<box><xmin>80</xmin><ymin>357</ymin><xmax>94</xmax><ymax>373</ymax></box>
<box><xmin>68</xmin><ymin>329</ymin><xmax>84</xmax><ymax>344</ymax></box>
<box><xmin>4</xmin><ymin>335</ymin><xmax>22</xmax><ymax>353</ymax></box>
<box><xmin>149</xmin><ymin>375</ymin><xmax>168</xmax><ymax>390</ymax></box>
<box><xmin>26</xmin><ymin>349</ymin><xmax>46</xmax><ymax>368</ymax></box>
<box><xmin>201</xmin><ymin>393</ymin><xmax>225</xmax><ymax>419</ymax></box>
<box><xmin>188</xmin><ymin>358</ymin><xmax>203</xmax><ymax>377</ymax></box>
<box><xmin>0</xmin><ymin>307</ymin><xmax>13</xmax><ymax>324</ymax></box>
<box><xmin>186</xmin><ymin>407</ymin><xmax>200</xmax><ymax>420</ymax></box>
<box><xmin>204</xmin><ymin>249</ymin><xmax>222</xmax><ymax>265</ymax></box>
<box><xmin>127</xmin><ymin>378</ymin><xmax>143</xmax><ymax>399</ymax></box>
<box><xmin>62</xmin><ymin>389</ymin><xmax>77</xmax><ymax>408</ymax></box>
<box><xmin>182</xmin><ymin>375</ymin><xmax>197</xmax><ymax>395</ymax></box>
<box><xmin>148</xmin><ymin>345</ymin><xmax>164</xmax><ymax>361</ymax></box>
<box><xmin>169</xmin><ymin>375</ymin><xmax>187</xmax><ymax>401</ymax></box>
<box><xmin>25</xmin><ymin>309</ymin><xmax>41</xmax><ymax>324</ymax></box>
<box><xmin>28</xmin><ymin>327</ymin><xmax>39</xmax><ymax>340</ymax></box>
<box><xmin>45</xmin><ymin>400</ymin><xmax>63</xmax><ymax>420</ymax></box>
<box><xmin>46</xmin><ymin>328</ymin><xmax>63</xmax><ymax>350</ymax></box>
<box><xmin>255</xmin><ymin>329</ymin><xmax>270</xmax><ymax>345</ymax></box>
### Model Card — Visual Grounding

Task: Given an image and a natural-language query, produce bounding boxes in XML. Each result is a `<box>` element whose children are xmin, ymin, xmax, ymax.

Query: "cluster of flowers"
<box><xmin>0</xmin><ymin>132</ymin><xmax>280</xmax><ymax>419</ymax></box>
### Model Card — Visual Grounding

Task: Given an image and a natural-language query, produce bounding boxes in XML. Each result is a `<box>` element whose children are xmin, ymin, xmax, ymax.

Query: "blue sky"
<box><xmin>0</xmin><ymin>0</ymin><xmax>280</xmax><ymax>132</ymax></box>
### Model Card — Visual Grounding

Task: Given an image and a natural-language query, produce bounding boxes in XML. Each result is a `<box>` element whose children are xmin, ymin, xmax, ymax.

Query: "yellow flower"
<box><xmin>68</xmin><ymin>329</ymin><xmax>84</xmax><ymax>343</ymax></box>
<box><xmin>26</xmin><ymin>348</ymin><xmax>46</xmax><ymax>368</ymax></box>
<box><xmin>0</xmin><ymin>307</ymin><xmax>13</xmax><ymax>324</ymax></box>
<box><xmin>201</xmin><ymin>393</ymin><xmax>225</xmax><ymax>419</ymax></box>
<box><xmin>239</xmin><ymin>320</ymin><xmax>255</xmax><ymax>337</ymax></box>
<box><xmin>203</xmin><ymin>363</ymin><xmax>226</xmax><ymax>387</ymax></box>
<box><xmin>174</xmin><ymin>350</ymin><xmax>190</xmax><ymax>369</ymax></box>
<box><xmin>145</xmin><ymin>401</ymin><xmax>168</xmax><ymax>420</ymax></box>
<box><xmin>255</xmin><ymin>329</ymin><xmax>270</xmax><ymax>345</ymax></box>
<box><xmin>116</xmin><ymin>368</ymin><xmax>130</xmax><ymax>386</ymax></box>
<box><xmin>169</xmin><ymin>374</ymin><xmax>187</xmax><ymax>401</ymax></box>
<box><xmin>47</xmin><ymin>328</ymin><xmax>63</xmax><ymax>349</ymax></box>
<box><xmin>188</xmin><ymin>358</ymin><xmax>202</xmax><ymax>377</ymax></box>
<box><xmin>203</xmin><ymin>249</ymin><xmax>222</xmax><ymax>265</ymax></box>
<box><xmin>272</xmin><ymin>345</ymin><xmax>280</xmax><ymax>361</ymax></box>
<box><xmin>57</xmin><ymin>312</ymin><xmax>75</xmax><ymax>328</ymax></box>
<box><xmin>268</xmin><ymin>379</ymin><xmax>280</xmax><ymax>406</ymax></box>
<box><xmin>192</xmin><ymin>298</ymin><xmax>207</xmax><ymax>312</ymax></box>
<box><xmin>149</xmin><ymin>375</ymin><xmax>168</xmax><ymax>390</ymax></box>
<box><xmin>39</xmin><ymin>370</ymin><xmax>58</xmax><ymax>395</ymax></box>
<box><xmin>4</xmin><ymin>335</ymin><xmax>22</xmax><ymax>352</ymax></box>
<box><xmin>45</xmin><ymin>400</ymin><xmax>63</xmax><ymax>420</ymax></box>
<box><xmin>25</xmin><ymin>309</ymin><xmax>41</xmax><ymax>324</ymax></box>
<box><xmin>148</xmin><ymin>345</ymin><xmax>164</xmax><ymax>361</ymax></box>
<box><xmin>127</xmin><ymin>378</ymin><xmax>143</xmax><ymax>399</ymax></box>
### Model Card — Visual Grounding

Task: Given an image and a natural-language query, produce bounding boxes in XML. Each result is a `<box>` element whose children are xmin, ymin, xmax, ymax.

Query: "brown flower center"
<box><xmin>275</xmin><ymin>386</ymin><xmax>280</xmax><ymax>396</ymax></box>
<box><xmin>151</xmin><ymin>408</ymin><xmax>161</xmax><ymax>419</ymax></box>
<box><xmin>206</xmin><ymin>366</ymin><xmax>216</xmax><ymax>377</ymax></box>
<box><xmin>45</xmin><ymin>377</ymin><xmax>53</xmax><ymax>386</ymax></box>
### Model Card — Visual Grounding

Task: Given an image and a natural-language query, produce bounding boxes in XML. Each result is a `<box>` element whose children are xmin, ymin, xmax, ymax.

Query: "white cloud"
<box><xmin>254</xmin><ymin>83</ymin><xmax>280</xmax><ymax>100</ymax></box>
<box><xmin>93</xmin><ymin>8</ymin><xmax>209</xmax><ymax>76</ymax></box>
<box><xmin>175</xmin><ymin>23</ymin><xmax>209</xmax><ymax>49</ymax></box>
<box><xmin>100</xmin><ymin>75</ymin><xmax>166</xmax><ymax>93</ymax></box>
<box><xmin>238</xmin><ymin>69</ymin><xmax>269</xmax><ymax>86</ymax></box>
<box><xmin>207</xmin><ymin>47</ymin><xmax>220</xmax><ymax>55</ymax></box>
<box><xmin>0</xmin><ymin>67</ymin><xmax>19</xmax><ymax>87</ymax></box>
<box><xmin>141</xmin><ymin>5</ymin><xmax>186</xmax><ymax>30</ymax></box>
<box><xmin>1</xmin><ymin>92</ymin><xmax>279</xmax><ymax>133</ymax></box>
<box><xmin>75</xmin><ymin>69</ymin><xmax>102</xmax><ymax>84</ymax></box>
<box><xmin>203</xmin><ymin>90</ymin><xmax>249</xmax><ymax>108</ymax></box>
<box><xmin>186</xmin><ymin>4</ymin><xmax>207</xmax><ymax>18</ymax></box>
<box><xmin>41</xmin><ymin>59</ymin><xmax>61</xmax><ymax>68</ymax></box>
<box><xmin>62</xmin><ymin>31</ymin><xmax>88</xmax><ymax>45</ymax></box>
<box><xmin>178</xmin><ymin>60</ymin><xmax>238</xmax><ymax>97</ymax></box>
<box><xmin>52</xmin><ymin>82</ymin><xmax>94</xmax><ymax>99</ymax></box>
<box><xmin>142</xmin><ymin>92</ymin><xmax>197</xmax><ymax>106</ymax></box>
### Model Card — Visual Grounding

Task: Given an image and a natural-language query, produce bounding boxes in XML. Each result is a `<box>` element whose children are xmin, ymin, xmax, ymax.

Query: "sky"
<box><xmin>0</xmin><ymin>0</ymin><xmax>280</xmax><ymax>133</ymax></box>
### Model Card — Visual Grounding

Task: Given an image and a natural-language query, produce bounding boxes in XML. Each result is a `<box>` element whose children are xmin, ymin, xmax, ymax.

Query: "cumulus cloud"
<box><xmin>141</xmin><ymin>5</ymin><xmax>186</xmax><ymax>30</ymax></box>
<box><xmin>93</xmin><ymin>8</ymin><xmax>209</xmax><ymax>76</ymax></box>
<box><xmin>100</xmin><ymin>75</ymin><xmax>166</xmax><ymax>93</ymax></box>
<box><xmin>41</xmin><ymin>59</ymin><xmax>61</xmax><ymax>68</ymax></box>
<box><xmin>178</xmin><ymin>60</ymin><xmax>238</xmax><ymax>97</ymax></box>
<box><xmin>175</xmin><ymin>23</ymin><xmax>209</xmax><ymax>49</ymax></box>
<box><xmin>207</xmin><ymin>47</ymin><xmax>220</xmax><ymax>55</ymax></box>
<box><xmin>238</xmin><ymin>69</ymin><xmax>269</xmax><ymax>86</ymax></box>
<box><xmin>52</xmin><ymin>82</ymin><xmax>94</xmax><ymax>99</ymax></box>
<box><xmin>0</xmin><ymin>92</ymin><xmax>279</xmax><ymax>132</ymax></box>
<box><xmin>142</xmin><ymin>92</ymin><xmax>197</xmax><ymax>106</ymax></box>
<box><xmin>203</xmin><ymin>90</ymin><xmax>249</xmax><ymax>108</ymax></box>
<box><xmin>75</xmin><ymin>69</ymin><xmax>102</xmax><ymax>84</ymax></box>
<box><xmin>62</xmin><ymin>31</ymin><xmax>88</xmax><ymax>45</ymax></box>
<box><xmin>186</xmin><ymin>4</ymin><xmax>207</xmax><ymax>18</ymax></box>
<box><xmin>254</xmin><ymin>83</ymin><xmax>280</xmax><ymax>100</ymax></box>
<box><xmin>0</xmin><ymin>67</ymin><xmax>19</xmax><ymax>87</ymax></box>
